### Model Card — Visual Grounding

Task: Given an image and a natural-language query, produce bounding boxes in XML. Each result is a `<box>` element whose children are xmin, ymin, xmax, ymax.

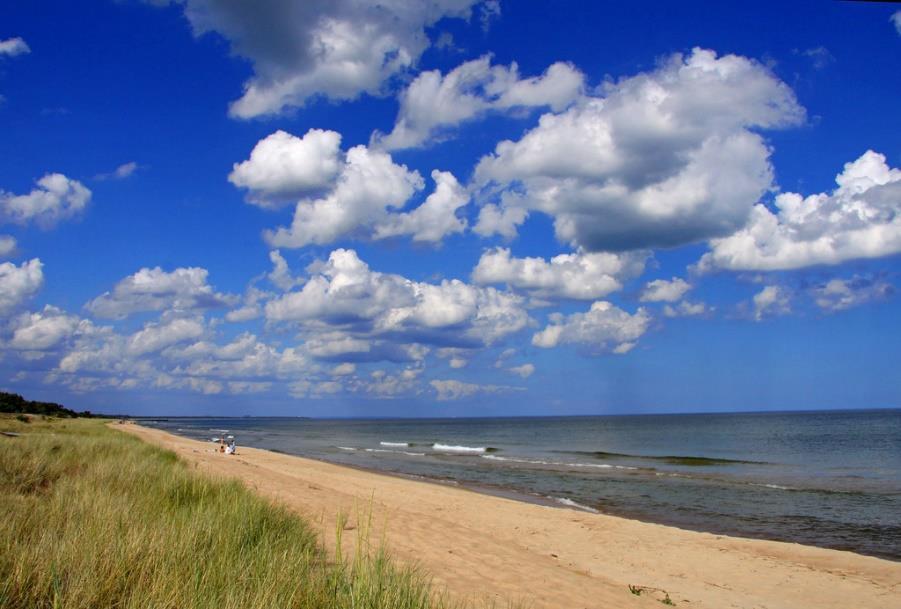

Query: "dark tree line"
<box><xmin>0</xmin><ymin>391</ymin><xmax>91</xmax><ymax>418</ymax></box>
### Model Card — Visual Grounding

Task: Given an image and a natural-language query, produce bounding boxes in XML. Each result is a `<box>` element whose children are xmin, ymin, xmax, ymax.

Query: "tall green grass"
<box><xmin>0</xmin><ymin>416</ymin><xmax>456</xmax><ymax>609</ymax></box>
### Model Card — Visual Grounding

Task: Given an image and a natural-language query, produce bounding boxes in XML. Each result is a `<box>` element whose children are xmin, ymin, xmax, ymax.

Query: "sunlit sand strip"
<box><xmin>120</xmin><ymin>423</ymin><xmax>901</xmax><ymax>609</ymax></box>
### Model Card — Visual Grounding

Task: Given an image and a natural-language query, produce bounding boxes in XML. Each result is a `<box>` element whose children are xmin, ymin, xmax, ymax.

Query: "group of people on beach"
<box><xmin>217</xmin><ymin>436</ymin><xmax>236</xmax><ymax>455</ymax></box>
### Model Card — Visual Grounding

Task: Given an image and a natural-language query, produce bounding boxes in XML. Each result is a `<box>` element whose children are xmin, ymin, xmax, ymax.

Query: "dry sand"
<box><xmin>120</xmin><ymin>423</ymin><xmax>900</xmax><ymax>609</ymax></box>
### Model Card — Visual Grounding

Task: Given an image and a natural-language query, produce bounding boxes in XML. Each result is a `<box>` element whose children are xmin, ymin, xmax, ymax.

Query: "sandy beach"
<box><xmin>120</xmin><ymin>423</ymin><xmax>900</xmax><ymax>609</ymax></box>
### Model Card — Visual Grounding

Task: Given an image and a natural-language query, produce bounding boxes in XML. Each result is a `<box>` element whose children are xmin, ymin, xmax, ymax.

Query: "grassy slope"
<box><xmin>0</xmin><ymin>416</ymin><xmax>455</xmax><ymax>609</ymax></box>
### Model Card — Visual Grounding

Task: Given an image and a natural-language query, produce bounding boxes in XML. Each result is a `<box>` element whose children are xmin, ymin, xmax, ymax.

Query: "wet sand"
<box><xmin>120</xmin><ymin>423</ymin><xmax>901</xmax><ymax>609</ymax></box>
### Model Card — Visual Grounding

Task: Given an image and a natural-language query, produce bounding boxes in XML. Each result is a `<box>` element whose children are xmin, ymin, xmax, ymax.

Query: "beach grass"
<box><xmin>0</xmin><ymin>415</ymin><xmax>456</xmax><ymax>609</ymax></box>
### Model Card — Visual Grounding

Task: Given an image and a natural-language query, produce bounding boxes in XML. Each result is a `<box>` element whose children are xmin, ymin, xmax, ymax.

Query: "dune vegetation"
<box><xmin>0</xmin><ymin>415</ymin><xmax>455</xmax><ymax>609</ymax></box>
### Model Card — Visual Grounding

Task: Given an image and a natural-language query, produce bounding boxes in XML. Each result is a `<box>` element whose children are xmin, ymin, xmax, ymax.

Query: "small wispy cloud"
<box><xmin>811</xmin><ymin>276</ymin><xmax>893</xmax><ymax>313</ymax></box>
<box><xmin>0</xmin><ymin>37</ymin><xmax>30</xmax><ymax>58</ymax></box>
<box><xmin>800</xmin><ymin>46</ymin><xmax>834</xmax><ymax>70</ymax></box>
<box><xmin>95</xmin><ymin>162</ymin><xmax>140</xmax><ymax>181</ymax></box>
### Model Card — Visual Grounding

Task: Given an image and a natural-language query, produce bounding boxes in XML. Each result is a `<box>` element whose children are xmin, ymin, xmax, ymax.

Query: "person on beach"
<box><xmin>225</xmin><ymin>439</ymin><xmax>236</xmax><ymax>455</ymax></box>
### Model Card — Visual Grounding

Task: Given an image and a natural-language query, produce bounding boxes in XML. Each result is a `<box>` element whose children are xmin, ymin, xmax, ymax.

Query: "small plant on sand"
<box><xmin>628</xmin><ymin>584</ymin><xmax>675</xmax><ymax>605</ymax></box>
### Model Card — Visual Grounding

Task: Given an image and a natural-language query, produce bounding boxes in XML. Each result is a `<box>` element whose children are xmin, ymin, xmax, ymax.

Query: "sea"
<box><xmin>141</xmin><ymin>409</ymin><xmax>901</xmax><ymax>560</ymax></box>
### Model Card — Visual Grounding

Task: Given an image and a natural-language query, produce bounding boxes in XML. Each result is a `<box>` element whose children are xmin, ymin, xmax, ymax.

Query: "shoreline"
<box><xmin>152</xmin><ymin>421</ymin><xmax>900</xmax><ymax>561</ymax></box>
<box><xmin>120</xmin><ymin>422</ymin><xmax>901</xmax><ymax>609</ymax></box>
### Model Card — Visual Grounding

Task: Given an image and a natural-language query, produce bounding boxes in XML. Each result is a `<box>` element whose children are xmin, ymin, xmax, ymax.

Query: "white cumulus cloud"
<box><xmin>699</xmin><ymin>150</ymin><xmax>901</xmax><ymax>271</ymax></box>
<box><xmin>86</xmin><ymin>266</ymin><xmax>235</xmax><ymax>319</ymax></box>
<box><xmin>474</xmin><ymin>48</ymin><xmax>804</xmax><ymax>251</ymax></box>
<box><xmin>162</xmin><ymin>0</ymin><xmax>485</xmax><ymax>118</ymax></box>
<box><xmin>128</xmin><ymin>317</ymin><xmax>205</xmax><ymax>356</ymax></box>
<box><xmin>265</xmin><ymin>248</ymin><xmax>529</xmax><ymax>354</ymax></box>
<box><xmin>473</xmin><ymin>200</ymin><xmax>528</xmax><ymax>239</ymax></box>
<box><xmin>0</xmin><ymin>258</ymin><xmax>43</xmax><ymax>315</ymax></box>
<box><xmin>662</xmin><ymin>301</ymin><xmax>708</xmax><ymax>318</ymax></box>
<box><xmin>374</xmin><ymin>55</ymin><xmax>584</xmax><ymax>150</ymax></box>
<box><xmin>260</xmin><ymin>140</ymin><xmax>468</xmax><ymax>246</ymax></box>
<box><xmin>7</xmin><ymin>305</ymin><xmax>81</xmax><ymax>351</ymax></box>
<box><xmin>1</xmin><ymin>174</ymin><xmax>91</xmax><ymax>228</ymax></box>
<box><xmin>532</xmin><ymin>301</ymin><xmax>650</xmax><ymax>353</ymax></box>
<box><xmin>640</xmin><ymin>277</ymin><xmax>691</xmax><ymax>303</ymax></box>
<box><xmin>229</xmin><ymin>129</ymin><xmax>343</xmax><ymax>208</ymax></box>
<box><xmin>372</xmin><ymin>170</ymin><xmax>468</xmax><ymax>242</ymax></box>
<box><xmin>472</xmin><ymin>247</ymin><xmax>646</xmax><ymax>300</ymax></box>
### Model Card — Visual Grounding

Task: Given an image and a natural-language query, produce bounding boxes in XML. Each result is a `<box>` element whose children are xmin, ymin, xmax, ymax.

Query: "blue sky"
<box><xmin>1</xmin><ymin>0</ymin><xmax>899</xmax><ymax>417</ymax></box>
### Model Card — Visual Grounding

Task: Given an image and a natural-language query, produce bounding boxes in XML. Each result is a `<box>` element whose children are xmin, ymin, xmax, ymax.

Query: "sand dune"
<box><xmin>121</xmin><ymin>424</ymin><xmax>900</xmax><ymax>609</ymax></box>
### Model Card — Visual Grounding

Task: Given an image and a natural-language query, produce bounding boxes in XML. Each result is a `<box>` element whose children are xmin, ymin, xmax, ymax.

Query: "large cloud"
<box><xmin>532</xmin><ymin>301</ymin><xmax>650</xmax><ymax>353</ymax></box>
<box><xmin>0</xmin><ymin>258</ymin><xmax>43</xmax><ymax>315</ymax></box>
<box><xmin>1</xmin><ymin>174</ymin><xmax>91</xmax><ymax>228</ymax></box>
<box><xmin>472</xmin><ymin>247</ymin><xmax>646</xmax><ymax>300</ymax></box>
<box><xmin>699</xmin><ymin>151</ymin><xmax>901</xmax><ymax>271</ymax></box>
<box><xmin>373</xmin><ymin>55</ymin><xmax>584</xmax><ymax>150</ymax></box>
<box><xmin>52</xmin><ymin>312</ymin><xmax>312</xmax><ymax>395</ymax></box>
<box><xmin>4</xmin><ymin>254</ymin><xmax>541</xmax><ymax>399</ymax></box>
<box><xmin>162</xmin><ymin>0</ymin><xmax>485</xmax><ymax>118</ymax></box>
<box><xmin>265</xmin><ymin>248</ymin><xmax>529</xmax><ymax>351</ymax></box>
<box><xmin>254</xmin><ymin>137</ymin><xmax>468</xmax><ymax>246</ymax></box>
<box><xmin>86</xmin><ymin>266</ymin><xmax>235</xmax><ymax>319</ymax></box>
<box><xmin>58</xmin><ymin>316</ymin><xmax>207</xmax><ymax>375</ymax></box>
<box><xmin>474</xmin><ymin>48</ymin><xmax>804</xmax><ymax>251</ymax></box>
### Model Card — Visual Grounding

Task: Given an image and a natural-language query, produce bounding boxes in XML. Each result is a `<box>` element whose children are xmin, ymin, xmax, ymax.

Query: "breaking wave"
<box><xmin>432</xmin><ymin>443</ymin><xmax>498</xmax><ymax>453</ymax></box>
<box><xmin>552</xmin><ymin>497</ymin><xmax>600</xmax><ymax>514</ymax></box>
<box><xmin>481</xmin><ymin>454</ymin><xmax>637</xmax><ymax>470</ymax></box>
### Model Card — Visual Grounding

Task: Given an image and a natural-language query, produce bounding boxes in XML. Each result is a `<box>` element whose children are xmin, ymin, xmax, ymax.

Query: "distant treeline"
<box><xmin>0</xmin><ymin>392</ymin><xmax>91</xmax><ymax>418</ymax></box>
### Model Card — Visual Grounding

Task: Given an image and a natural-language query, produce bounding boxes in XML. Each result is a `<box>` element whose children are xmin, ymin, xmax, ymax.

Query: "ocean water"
<box><xmin>142</xmin><ymin>410</ymin><xmax>901</xmax><ymax>560</ymax></box>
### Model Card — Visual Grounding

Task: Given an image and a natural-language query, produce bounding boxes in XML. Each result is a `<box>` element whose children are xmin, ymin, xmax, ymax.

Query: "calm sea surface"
<box><xmin>142</xmin><ymin>410</ymin><xmax>901</xmax><ymax>560</ymax></box>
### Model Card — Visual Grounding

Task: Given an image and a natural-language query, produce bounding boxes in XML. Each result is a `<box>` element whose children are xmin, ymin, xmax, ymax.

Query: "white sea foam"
<box><xmin>337</xmin><ymin>446</ymin><xmax>357</xmax><ymax>451</ymax></box>
<box><xmin>482</xmin><ymin>455</ymin><xmax>550</xmax><ymax>465</ymax></box>
<box><xmin>364</xmin><ymin>448</ymin><xmax>425</xmax><ymax>456</ymax></box>
<box><xmin>380</xmin><ymin>441</ymin><xmax>411</xmax><ymax>447</ymax></box>
<box><xmin>482</xmin><ymin>454</ymin><xmax>637</xmax><ymax>471</ymax></box>
<box><xmin>751</xmin><ymin>482</ymin><xmax>793</xmax><ymax>490</ymax></box>
<box><xmin>552</xmin><ymin>497</ymin><xmax>600</xmax><ymax>514</ymax></box>
<box><xmin>432</xmin><ymin>443</ymin><xmax>488</xmax><ymax>453</ymax></box>
<box><xmin>569</xmin><ymin>462</ymin><xmax>638</xmax><ymax>471</ymax></box>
